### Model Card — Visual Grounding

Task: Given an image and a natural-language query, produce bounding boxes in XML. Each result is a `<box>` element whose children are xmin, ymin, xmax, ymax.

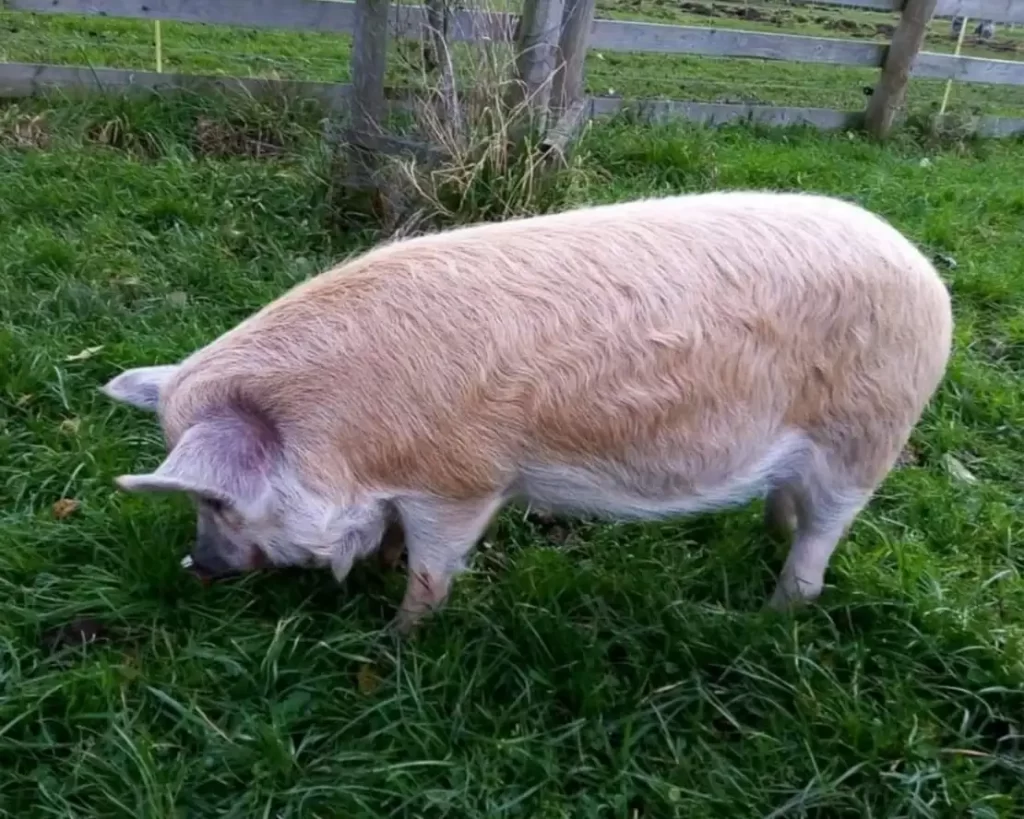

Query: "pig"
<box><xmin>101</xmin><ymin>191</ymin><xmax>953</xmax><ymax>631</ymax></box>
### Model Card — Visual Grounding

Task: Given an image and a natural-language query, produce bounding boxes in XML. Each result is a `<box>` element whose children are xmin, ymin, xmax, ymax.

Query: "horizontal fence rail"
<box><xmin>0</xmin><ymin>62</ymin><xmax>355</xmax><ymax>107</ymax></box>
<box><xmin>589</xmin><ymin>94</ymin><xmax>1024</xmax><ymax>135</ymax></box>
<box><xmin>4</xmin><ymin>60</ymin><xmax>1023</xmax><ymax>137</ymax></box>
<box><xmin>587</xmin><ymin>22</ymin><xmax>886</xmax><ymax>64</ymax></box>
<box><xmin>915</xmin><ymin>52</ymin><xmax>1024</xmax><ymax>85</ymax></box>
<box><xmin>589</xmin><ymin>96</ymin><xmax>864</xmax><ymax>129</ymax></box>
<box><xmin>4</xmin><ymin>0</ymin><xmax>516</xmax><ymax>42</ymax></box>
<box><xmin>593</xmin><ymin>95</ymin><xmax>1024</xmax><ymax>136</ymax></box>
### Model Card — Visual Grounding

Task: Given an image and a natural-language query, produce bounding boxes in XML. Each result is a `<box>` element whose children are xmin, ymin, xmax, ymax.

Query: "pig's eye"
<box><xmin>205</xmin><ymin>498</ymin><xmax>227</xmax><ymax>515</ymax></box>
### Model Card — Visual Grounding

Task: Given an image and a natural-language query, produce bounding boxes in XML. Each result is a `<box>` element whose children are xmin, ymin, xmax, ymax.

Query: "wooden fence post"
<box><xmin>347</xmin><ymin>0</ymin><xmax>391</xmax><ymax>188</ymax></box>
<box><xmin>552</xmin><ymin>0</ymin><xmax>596</xmax><ymax>112</ymax></box>
<box><xmin>512</xmin><ymin>0</ymin><xmax>567</xmax><ymax>123</ymax></box>
<box><xmin>864</xmin><ymin>0</ymin><xmax>937</xmax><ymax>139</ymax></box>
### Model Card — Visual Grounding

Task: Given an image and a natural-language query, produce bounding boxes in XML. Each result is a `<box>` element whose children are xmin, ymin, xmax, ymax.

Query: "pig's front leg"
<box><xmin>391</xmin><ymin>494</ymin><xmax>505</xmax><ymax>634</ymax></box>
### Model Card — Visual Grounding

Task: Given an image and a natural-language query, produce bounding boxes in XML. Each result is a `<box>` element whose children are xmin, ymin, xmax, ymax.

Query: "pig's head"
<box><xmin>101</xmin><ymin>364</ymin><xmax>387</xmax><ymax>583</ymax></box>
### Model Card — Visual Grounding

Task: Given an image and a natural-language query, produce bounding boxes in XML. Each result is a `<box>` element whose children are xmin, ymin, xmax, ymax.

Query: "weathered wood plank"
<box><xmin>540</xmin><ymin>97</ymin><xmax>588</xmax><ymax>155</ymax></box>
<box><xmin>972</xmin><ymin>114</ymin><xmax>1024</xmax><ymax>136</ymax></box>
<box><xmin>349</xmin><ymin>0</ymin><xmax>389</xmax><ymax>135</ymax></box>
<box><xmin>591</xmin><ymin>95</ymin><xmax>1024</xmax><ymax>137</ymax></box>
<box><xmin>913</xmin><ymin>51</ymin><xmax>1024</xmax><ymax>86</ymax></box>
<box><xmin>347</xmin><ymin>0</ymin><xmax>390</xmax><ymax>188</ymax></box>
<box><xmin>553</xmin><ymin>0</ymin><xmax>598</xmax><ymax>110</ymax></box>
<box><xmin>5</xmin><ymin>0</ymin><xmax>515</xmax><ymax>42</ymax></box>
<box><xmin>590</xmin><ymin>96</ymin><xmax>863</xmax><ymax>129</ymax></box>
<box><xmin>0</xmin><ymin>61</ymin><xmax>360</xmax><ymax>105</ymax></box>
<box><xmin>7</xmin><ymin>0</ymin><xmax>356</xmax><ymax>31</ymax></box>
<box><xmin>866</xmin><ymin>0</ymin><xmax>937</xmax><ymax>139</ymax></box>
<box><xmin>934</xmin><ymin>0</ymin><xmax>1024</xmax><ymax>25</ymax></box>
<box><xmin>513</xmin><ymin>0</ymin><xmax>566</xmax><ymax>116</ymax></box>
<box><xmin>588</xmin><ymin>21</ymin><xmax>886</xmax><ymax>66</ymax></box>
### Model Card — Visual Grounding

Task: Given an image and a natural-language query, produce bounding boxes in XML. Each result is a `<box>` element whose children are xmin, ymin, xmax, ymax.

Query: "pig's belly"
<box><xmin>513</xmin><ymin>429</ymin><xmax>811</xmax><ymax>521</ymax></box>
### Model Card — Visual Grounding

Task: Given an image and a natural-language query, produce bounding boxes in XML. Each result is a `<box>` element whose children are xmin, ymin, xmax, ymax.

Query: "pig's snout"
<box><xmin>181</xmin><ymin>553</ymin><xmax>237</xmax><ymax>584</ymax></box>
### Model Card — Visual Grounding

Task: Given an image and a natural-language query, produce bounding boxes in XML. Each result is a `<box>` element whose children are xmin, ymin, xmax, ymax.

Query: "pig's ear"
<box><xmin>115</xmin><ymin>412</ymin><xmax>279</xmax><ymax>516</ymax></box>
<box><xmin>102</xmin><ymin>365</ymin><xmax>179</xmax><ymax>411</ymax></box>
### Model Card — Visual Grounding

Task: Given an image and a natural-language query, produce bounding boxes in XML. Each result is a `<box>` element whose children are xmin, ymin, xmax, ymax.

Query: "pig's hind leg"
<box><xmin>766</xmin><ymin>444</ymin><xmax>877</xmax><ymax>609</ymax></box>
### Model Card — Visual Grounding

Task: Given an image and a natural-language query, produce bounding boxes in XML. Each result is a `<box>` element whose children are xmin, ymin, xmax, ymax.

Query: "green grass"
<box><xmin>4</xmin><ymin>0</ymin><xmax>1024</xmax><ymax>117</ymax></box>
<box><xmin>2</xmin><ymin>92</ymin><xmax>1024</xmax><ymax>817</ymax></box>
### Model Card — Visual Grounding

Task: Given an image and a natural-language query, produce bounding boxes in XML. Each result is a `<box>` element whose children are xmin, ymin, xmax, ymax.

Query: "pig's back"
<box><xmin>167</xmin><ymin>192</ymin><xmax>952</xmax><ymax>497</ymax></box>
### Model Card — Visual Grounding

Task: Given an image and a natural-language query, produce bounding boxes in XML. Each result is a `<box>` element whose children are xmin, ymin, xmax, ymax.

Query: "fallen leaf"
<box><xmin>65</xmin><ymin>345</ymin><xmax>104</xmax><ymax>362</ymax></box>
<box><xmin>942</xmin><ymin>453</ymin><xmax>978</xmax><ymax>485</ymax></box>
<box><xmin>59</xmin><ymin>417</ymin><xmax>81</xmax><ymax>435</ymax></box>
<box><xmin>356</xmin><ymin>663</ymin><xmax>382</xmax><ymax>695</ymax></box>
<box><xmin>52</xmin><ymin>498</ymin><xmax>81</xmax><ymax>519</ymax></box>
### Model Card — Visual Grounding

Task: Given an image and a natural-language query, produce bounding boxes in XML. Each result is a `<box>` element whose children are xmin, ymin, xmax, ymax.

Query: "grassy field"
<box><xmin>1</xmin><ymin>90</ymin><xmax>1023</xmax><ymax>817</ymax></box>
<box><xmin>3</xmin><ymin>0</ymin><xmax>1024</xmax><ymax>117</ymax></box>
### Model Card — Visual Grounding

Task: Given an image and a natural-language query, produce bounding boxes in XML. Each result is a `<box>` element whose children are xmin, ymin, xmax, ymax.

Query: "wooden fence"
<box><xmin>3</xmin><ymin>0</ymin><xmax>1024</xmax><ymax>148</ymax></box>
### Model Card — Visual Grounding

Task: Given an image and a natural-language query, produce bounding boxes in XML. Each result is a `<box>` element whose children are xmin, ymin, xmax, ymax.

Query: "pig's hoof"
<box><xmin>389</xmin><ymin>609</ymin><xmax>426</xmax><ymax>637</ymax></box>
<box><xmin>766</xmin><ymin>582</ymin><xmax>819</xmax><ymax>612</ymax></box>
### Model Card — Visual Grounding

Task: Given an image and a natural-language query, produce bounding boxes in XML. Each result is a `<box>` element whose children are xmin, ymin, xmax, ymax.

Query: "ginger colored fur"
<box><xmin>103</xmin><ymin>191</ymin><xmax>953</xmax><ymax>629</ymax></box>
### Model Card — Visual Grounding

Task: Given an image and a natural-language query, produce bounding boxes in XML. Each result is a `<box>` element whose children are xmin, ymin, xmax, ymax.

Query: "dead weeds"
<box><xmin>0</xmin><ymin>111</ymin><xmax>50</xmax><ymax>150</ymax></box>
<box><xmin>191</xmin><ymin>116</ymin><xmax>286</xmax><ymax>159</ymax></box>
